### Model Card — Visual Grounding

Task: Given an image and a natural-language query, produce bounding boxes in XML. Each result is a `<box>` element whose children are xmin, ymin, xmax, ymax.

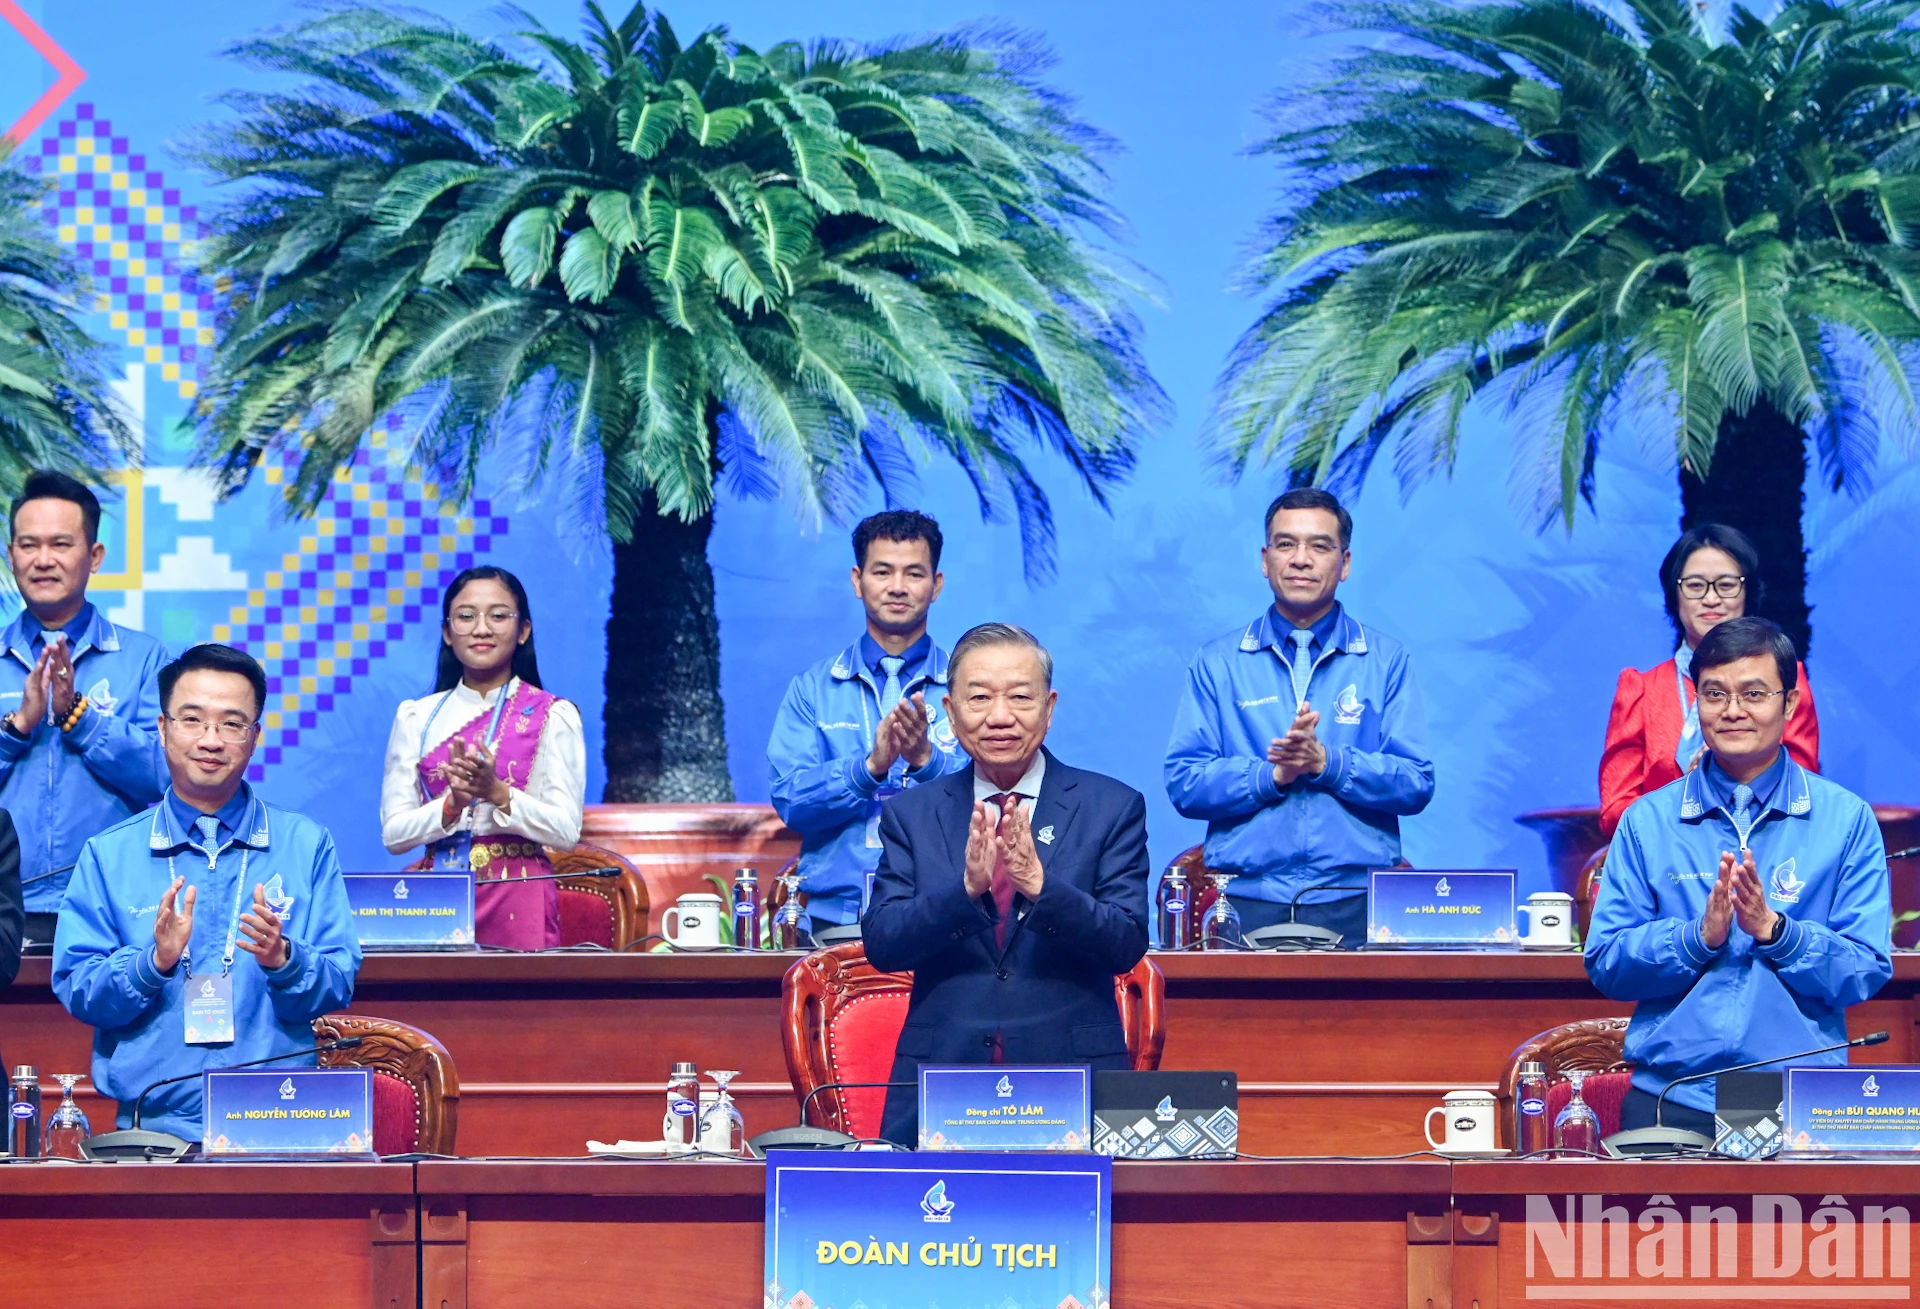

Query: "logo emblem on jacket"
<box><xmin>263</xmin><ymin>873</ymin><xmax>295</xmax><ymax>917</ymax></box>
<box><xmin>1769</xmin><ymin>858</ymin><xmax>1803</xmax><ymax>905</ymax></box>
<box><xmin>1864</xmin><ymin>1074</ymin><xmax>1881</xmax><ymax>1098</ymax></box>
<box><xmin>921</xmin><ymin>1180</ymin><xmax>955</xmax><ymax>1222</ymax></box>
<box><xmin>1334</xmin><ymin>684</ymin><xmax>1365</xmax><ymax>725</ymax></box>
<box><xmin>1435</xmin><ymin>877</ymin><xmax>1451</xmax><ymax>898</ymax></box>
<box><xmin>1037</xmin><ymin>825</ymin><xmax>1055</xmax><ymax>845</ymax></box>
<box><xmin>86</xmin><ymin>677</ymin><xmax>116</xmax><ymax>714</ymax></box>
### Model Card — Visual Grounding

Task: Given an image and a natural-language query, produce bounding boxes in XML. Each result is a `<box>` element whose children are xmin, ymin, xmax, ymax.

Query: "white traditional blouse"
<box><xmin>379</xmin><ymin>677</ymin><xmax>586</xmax><ymax>855</ymax></box>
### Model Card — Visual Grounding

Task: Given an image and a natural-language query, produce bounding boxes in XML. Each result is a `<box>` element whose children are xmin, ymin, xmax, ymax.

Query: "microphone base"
<box><xmin>747</xmin><ymin>1126</ymin><xmax>861</xmax><ymax>1157</ymax></box>
<box><xmin>1601</xmin><ymin>1126</ymin><xmax>1714</xmax><ymax>1158</ymax></box>
<box><xmin>82</xmin><ymin>1129</ymin><xmax>195</xmax><ymax>1161</ymax></box>
<box><xmin>1247</xmin><ymin>923</ymin><xmax>1344</xmax><ymax>951</ymax></box>
<box><xmin>813</xmin><ymin>924</ymin><xmax>863</xmax><ymax>946</ymax></box>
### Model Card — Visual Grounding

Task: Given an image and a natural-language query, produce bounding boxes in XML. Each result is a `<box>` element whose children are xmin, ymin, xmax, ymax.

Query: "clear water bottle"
<box><xmin>1554</xmin><ymin>1068</ymin><xmax>1600</xmax><ymax>1156</ymax></box>
<box><xmin>1157</xmin><ymin>865</ymin><xmax>1191</xmax><ymax>950</ymax></box>
<box><xmin>664</xmin><ymin>1061</ymin><xmax>700</xmax><ymax>1150</ymax></box>
<box><xmin>730</xmin><ymin>867</ymin><xmax>761</xmax><ymax>950</ymax></box>
<box><xmin>8</xmin><ymin>1066</ymin><xmax>43</xmax><ymax>1159</ymax></box>
<box><xmin>1513</xmin><ymin>1060</ymin><xmax>1549</xmax><ymax>1155</ymax></box>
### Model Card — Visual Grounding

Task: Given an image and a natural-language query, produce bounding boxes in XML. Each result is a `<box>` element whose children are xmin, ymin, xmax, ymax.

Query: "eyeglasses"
<box><xmin>164</xmin><ymin>712</ymin><xmax>258</xmax><ymax>744</ymax></box>
<box><xmin>1698</xmin><ymin>688</ymin><xmax>1785</xmax><ymax>709</ymax></box>
<box><xmin>1678</xmin><ymin>575</ymin><xmax>1745</xmax><ymax>600</ymax></box>
<box><xmin>449</xmin><ymin>607</ymin><xmax>520</xmax><ymax>633</ymax></box>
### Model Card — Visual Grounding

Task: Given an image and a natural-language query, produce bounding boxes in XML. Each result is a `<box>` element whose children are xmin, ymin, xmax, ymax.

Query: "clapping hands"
<box><xmin>440</xmin><ymin>737</ymin><xmax>510</xmax><ymax>826</ymax></box>
<box><xmin>1700</xmin><ymin>848</ymin><xmax>1780</xmax><ymax>949</ymax></box>
<box><xmin>866</xmin><ymin>692</ymin><xmax>933</xmax><ymax>779</ymax></box>
<box><xmin>1268</xmin><ymin>702</ymin><xmax>1328</xmax><ymax>787</ymax></box>
<box><xmin>961</xmin><ymin>796</ymin><xmax>1044</xmax><ymax>901</ymax></box>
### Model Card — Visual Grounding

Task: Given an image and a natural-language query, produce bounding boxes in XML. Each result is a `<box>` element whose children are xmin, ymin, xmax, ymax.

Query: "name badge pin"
<box><xmin>1037</xmin><ymin>826</ymin><xmax>1054</xmax><ymax>845</ymax></box>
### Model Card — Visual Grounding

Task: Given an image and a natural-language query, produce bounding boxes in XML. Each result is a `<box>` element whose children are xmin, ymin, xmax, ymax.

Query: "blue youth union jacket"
<box><xmin>768</xmin><ymin>641</ymin><xmax>968</xmax><ymax>925</ymax></box>
<box><xmin>0</xmin><ymin>605</ymin><xmax>166</xmax><ymax>912</ymax></box>
<box><xmin>1585</xmin><ymin>757</ymin><xmax>1892</xmax><ymax>1113</ymax></box>
<box><xmin>51</xmin><ymin>789</ymin><xmax>363</xmax><ymax>1141</ymax></box>
<box><xmin>1164</xmin><ymin>608</ymin><xmax>1434</xmax><ymax>904</ymax></box>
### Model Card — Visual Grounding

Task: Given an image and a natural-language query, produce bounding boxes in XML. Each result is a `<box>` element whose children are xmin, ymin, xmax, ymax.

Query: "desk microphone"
<box><xmin>798</xmin><ymin>1080</ymin><xmax>916</xmax><ymax>1128</ymax></box>
<box><xmin>1245</xmin><ymin>878</ymin><xmax>1350</xmax><ymax>951</ymax></box>
<box><xmin>82</xmin><ymin>1037</ymin><xmax>365</xmax><ymax>1161</ymax></box>
<box><xmin>1601</xmin><ymin>1030</ymin><xmax>1889</xmax><ymax>1157</ymax></box>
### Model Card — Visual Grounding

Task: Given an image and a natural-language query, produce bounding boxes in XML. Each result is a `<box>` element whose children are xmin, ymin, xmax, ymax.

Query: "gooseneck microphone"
<box><xmin>471</xmin><ymin>865</ymin><xmax>623</xmax><ymax>887</ymax></box>
<box><xmin>1602</xmin><ymin>1030</ymin><xmax>1890</xmax><ymax>1158</ymax></box>
<box><xmin>1244</xmin><ymin>878</ymin><xmax>1352</xmax><ymax>951</ymax></box>
<box><xmin>82</xmin><ymin>1037</ymin><xmax>365</xmax><ymax>1161</ymax></box>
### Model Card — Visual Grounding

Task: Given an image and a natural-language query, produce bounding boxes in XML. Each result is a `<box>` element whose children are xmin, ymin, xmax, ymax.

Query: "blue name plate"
<box><xmin>919</xmin><ymin>1065</ymin><xmax>1090</xmax><ymax>1152</ymax></box>
<box><xmin>203</xmin><ymin>1067</ymin><xmax>375</xmax><ymax>1156</ymax></box>
<box><xmin>1783</xmin><ymin>1064</ymin><xmax>1920</xmax><ymax>1154</ymax></box>
<box><xmin>345</xmin><ymin>873</ymin><xmax>474</xmax><ymax>948</ymax></box>
<box><xmin>1368</xmin><ymin>869</ymin><xmax>1518</xmax><ymax>946</ymax></box>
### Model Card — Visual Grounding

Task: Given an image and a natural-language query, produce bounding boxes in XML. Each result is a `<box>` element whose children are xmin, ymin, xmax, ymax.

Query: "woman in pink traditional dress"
<box><xmin>379</xmin><ymin>567</ymin><xmax>586</xmax><ymax>949</ymax></box>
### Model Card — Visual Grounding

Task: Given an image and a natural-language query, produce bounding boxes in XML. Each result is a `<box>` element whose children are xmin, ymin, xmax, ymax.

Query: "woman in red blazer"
<box><xmin>1600</xmin><ymin>524</ymin><xmax>1820</xmax><ymax>837</ymax></box>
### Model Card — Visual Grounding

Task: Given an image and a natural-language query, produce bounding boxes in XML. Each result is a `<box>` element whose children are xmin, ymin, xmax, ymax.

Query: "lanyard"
<box><xmin>171</xmin><ymin>841</ymin><xmax>251</xmax><ymax>978</ymax></box>
<box><xmin>416</xmin><ymin>679</ymin><xmax>514</xmax><ymax>802</ymax></box>
<box><xmin>1673</xmin><ymin>656</ymin><xmax>1702</xmax><ymax>772</ymax></box>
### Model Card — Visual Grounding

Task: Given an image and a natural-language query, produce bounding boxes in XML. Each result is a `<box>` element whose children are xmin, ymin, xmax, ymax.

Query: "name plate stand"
<box><xmin>1368</xmin><ymin>870</ymin><xmax>1518</xmax><ymax>946</ymax></box>
<box><xmin>1784</xmin><ymin>1064</ymin><xmax>1920</xmax><ymax>1154</ymax></box>
<box><xmin>918</xmin><ymin>1065</ymin><xmax>1091</xmax><ymax>1152</ymax></box>
<box><xmin>203</xmin><ymin>1067</ymin><xmax>375</xmax><ymax>1156</ymax></box>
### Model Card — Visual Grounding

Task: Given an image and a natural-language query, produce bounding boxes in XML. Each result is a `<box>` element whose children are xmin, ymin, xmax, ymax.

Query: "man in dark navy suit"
<box><xmin>863</xmin><ymin>622</ymin><xmax>1150</xmax><ymax>1146</ymax></box>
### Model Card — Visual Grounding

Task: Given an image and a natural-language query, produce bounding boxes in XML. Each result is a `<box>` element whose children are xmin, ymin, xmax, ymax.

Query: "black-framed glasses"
<box><xmin>1678</xmin><ymin>574</ymin><xmax>1745</xmax><ymax>600</ymax></box>
<box><xmin>163</xmin><ymin>712</ymin><xmax>259</xmax><ymax>744</ymax></box>
<box><xmin>449</xmin><ymin>607</ymin><xmax>520</xmax><ymax>633</ymax></box>
<box><xmin>1698</xmin><ymin>687</ymin><xmax>1785</xmax><ymax>709</ymax></box>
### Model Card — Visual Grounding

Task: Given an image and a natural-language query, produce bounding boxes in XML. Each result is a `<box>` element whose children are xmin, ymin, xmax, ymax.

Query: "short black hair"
<box><xmin>1692</xmin><ymin>616</ymin><xmax>1798</xmax><ymax>691</ymax></box>
<box><xmin>11</xmin><ymin>470</ymin><xmax>102</xmax><ymax>545</ymax></box>
<box><xmin>853</xmin><ymin>509</ymin><xmax>943</xmax><ymax>571</ymax></box>
<box><xmin>1263</xmin><ymin>487</ymin><xmax>1352</xmax><ymax>549</ymax></box>
<box><xmin>160</xmin><ymin>644</ymin><xmax>269</xmax><ymax>718</ymax></box>
<box><xmin>1660</xmin><ymin>523</ymin><xmax>1764</xmax><ymax>641</ymax></box>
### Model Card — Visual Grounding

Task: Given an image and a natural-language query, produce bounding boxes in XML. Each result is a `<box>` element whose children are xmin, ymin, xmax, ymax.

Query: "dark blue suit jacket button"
<box><xmin>997</xmin><ymin>968</ymin><xmax>1010</xmax><ymax>980</ymax></box>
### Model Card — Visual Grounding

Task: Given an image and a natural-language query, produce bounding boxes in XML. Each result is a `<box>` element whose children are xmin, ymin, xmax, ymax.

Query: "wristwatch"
<box><xmin>0</xmin><ymin>712</ymin><xmax>25</xmax><ymax>740</ymax></box>
<box><xmin>1764</xmin><ymin>914</ymin><xmax>1787</xmax><ymax>945</ymax></box>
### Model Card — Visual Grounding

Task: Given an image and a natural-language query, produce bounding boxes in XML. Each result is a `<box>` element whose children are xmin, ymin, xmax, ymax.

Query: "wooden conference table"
<box><xmin>8</xmin><ymin>950</ymin><xmax>1920</xmax><ymax>1157</ymax></box>
<box><xmin>8</xmin><ymin>1155</ymin><xmax>1920</xmax><ymax>1308</ymax></box>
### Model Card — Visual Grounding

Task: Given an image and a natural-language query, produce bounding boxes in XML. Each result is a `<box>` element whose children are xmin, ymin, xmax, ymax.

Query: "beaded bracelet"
<box><xmin>59</xmin><ymin>695</ymin><xmax>88</xmax><ymax>733</ymax></box>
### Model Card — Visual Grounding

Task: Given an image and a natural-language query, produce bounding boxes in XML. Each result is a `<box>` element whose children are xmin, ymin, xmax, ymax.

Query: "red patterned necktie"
<box><xmin>989</xmin><ymin>791</ymin><xmax>1018</xmax><ymax>950</ymax></box>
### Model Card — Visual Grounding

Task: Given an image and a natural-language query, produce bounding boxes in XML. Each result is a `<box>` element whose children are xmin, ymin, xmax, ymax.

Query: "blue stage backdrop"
<box><xmin>4</xmin><ymin>0</ymin><xmax>1917</xmax><ymax>885</ymax></box>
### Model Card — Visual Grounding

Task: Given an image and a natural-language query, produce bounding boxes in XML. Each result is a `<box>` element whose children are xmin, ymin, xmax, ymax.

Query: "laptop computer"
<box><xmin>1092</xmin><ymin>1070</ymin><xmax>1237</xmax><ymax>1159</ymax></box>
<box><xmin>1366</xmin><ymin>869</ymin><xmax>1518</xmax><ymax>948</ymax></box>
<box><xmin>344</xmin><ymin>872</ymin><xmax>476</xmax><ymax>951</ymax></box>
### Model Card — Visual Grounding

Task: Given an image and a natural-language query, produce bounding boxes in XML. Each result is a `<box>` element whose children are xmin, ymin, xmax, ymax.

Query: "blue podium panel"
<box><xmin>765</xmin><ymin>1150</ymin><xmax>1112</xmax><ymax>1309</ymax></box>
<box><xmin>344</xmin><ymin>873</ymin><xmax>475</xmax><ymax>949</ymax></box>
<box><xmin>202</xmin><ymin>1067</ymin><xmax>374</xmax><ymax>1155</ymax></box>
<box><xmin>1368</xmin><ymin>869</ymin><xmax>1518</xmax><ymax>946</ymax></box>
<box><xmin>918</xmin><ymin>1064</ymin><xmax>1091</xmax><ymax>1151</ymax></box>
<box><xmin>1784</xmin><ymin>1065</ymin><xmax>1920</xmax><ymax>1154</ymax></box>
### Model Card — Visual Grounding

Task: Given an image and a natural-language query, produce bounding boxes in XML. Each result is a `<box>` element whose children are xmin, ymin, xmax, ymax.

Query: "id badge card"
<box><xmin>865</xmin><ymin>784</ymin><xmax>903</xmax><ymax>849</ymax></box>
<box><xmin>431</xmin><ymin>833</ymin><xmax>474</xmax><ymax>871</ymax></box>
<box><xmin>184</xmin><ymin>971</ymin><xmax>235</xmax><ymax>1045</ymax></box>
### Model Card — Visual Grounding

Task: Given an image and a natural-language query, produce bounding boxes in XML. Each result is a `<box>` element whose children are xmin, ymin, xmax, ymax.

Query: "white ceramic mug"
<box><xmin>1425</xmin><ymin>1090</ymin><xmax>1498</xmax><ymax>1153</ymax></box>
<box><xmin>663</xmin><ymin>893</ymin><xmax>725</xmax><ymax>949</ymax></box>
<box><xmin>1518</xmin><ymin>892</ymin><xmax>1576</xmax><ymax>948</ymax></box>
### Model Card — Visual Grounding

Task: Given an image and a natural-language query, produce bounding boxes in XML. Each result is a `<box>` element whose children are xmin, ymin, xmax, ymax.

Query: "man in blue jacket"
<box><xmin>1588</xmin><ymin>617</ymin><xmax>1891</xmax><ymax>1137</ymax></box>
<box><xmin>0</xmin><ymin>471</ymin><xmax>167</xmax><ymax>948</ymax></box>
<box><xmin>1165</xmin><ymin>488</ymin><xmax>1433</xmax><ymax>947</ymax></box>
<box><xmin>769</xmin><ymin>511</ymin><xmax>968</xmax><ymax>933</ymax></box>
<box><xmin>53</xmin><ymin>643</ymin><xmax>360</xmax><ymax>1143</ymax></box>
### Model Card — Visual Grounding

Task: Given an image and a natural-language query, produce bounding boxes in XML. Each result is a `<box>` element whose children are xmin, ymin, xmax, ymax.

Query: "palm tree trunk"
<box><xmin>602</xmin><ymin>491</ymin><xmax>735</xmax><ymax>802</ymax></box>
<box><xmin>1678</xmin><ymin>400</ymin><xmax>1812</xmax><ymax>660</ymax></box>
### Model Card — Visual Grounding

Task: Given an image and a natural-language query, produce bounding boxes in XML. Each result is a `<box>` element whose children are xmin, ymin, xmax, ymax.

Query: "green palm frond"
<box><xmin>188</xmin><ymin>4</ymin><xmax>1164</xmax><ymax>579</ymax></box>
<box><xmin>0</xmin><ymin>159</ymin><xmax>131</xmax><ymax>498</ymax></box>
<box><xmin>1214</xmin><ymin>0</ymin><xmax>1920</xmax><ymax>523</ymax></box>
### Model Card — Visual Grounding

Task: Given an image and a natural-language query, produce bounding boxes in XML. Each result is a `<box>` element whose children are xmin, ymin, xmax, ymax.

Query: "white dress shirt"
<box><xmin>380</xmin><ymin>677</ymin><xmax>586</xmax><ymax>855</ymax></box>
<box><xmin>973</xmin><ymin>751</ymin><xmax>1047</xmax><ymax>812</ymax></box>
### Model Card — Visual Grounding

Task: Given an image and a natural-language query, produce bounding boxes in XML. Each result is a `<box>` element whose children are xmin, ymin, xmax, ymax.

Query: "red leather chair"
<box><xmin>782</xmin><ymin>942</ymin><xmax>1167</xmax><ymax>1140</ymax></box>
<box><xmin>313</xmin><ymin>1013</ymin><xmax>460</xmax><ymax>1155</ymax></box>
<box><xmin>1498</xmin><ymin>1017</ymin><xmax>1632</xmax><ymax>1144</ymax></box>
